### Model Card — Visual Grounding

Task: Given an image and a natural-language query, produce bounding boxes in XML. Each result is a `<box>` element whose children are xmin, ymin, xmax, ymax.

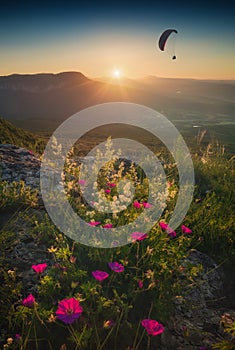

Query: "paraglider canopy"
<box><xmin>158</xmin><ymin>29</ymin><xmax>178</xmax><ymax>60</ymax></box>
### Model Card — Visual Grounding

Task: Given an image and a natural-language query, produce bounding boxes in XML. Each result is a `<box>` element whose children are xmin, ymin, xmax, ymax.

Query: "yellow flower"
<box><xmin>146</xmin><ymin>246</ymin><xmax>154</xmax><ymax>255</ymax></box>
<box><xmin>7</xmin><ymin>269</ymin><xmax>16</xmax><ymax>279</ymax></box>
<box><xmin>145</xmin><ymin>269</ymin><xmax>154</xmax><ymax>279</ymax></box>
<box><xmin>7</xmin><ymin>338</ymin><xmax>13</xmax><ymax>345</ymax></box>
<box><xmin>48</xmin><ymin>314</ymin><xmax>56</xmax><ymax>323</ymax></box>
<box><xmin>48</xmin><ymin>246</ymin><xmax>57</xmax><ymax>253</ymax></box>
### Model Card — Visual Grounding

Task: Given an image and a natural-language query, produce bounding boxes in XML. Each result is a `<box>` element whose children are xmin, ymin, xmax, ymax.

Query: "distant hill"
<box><xmin>0</xmin><ymin>72</ymin><xmax>112</xmax><ymax>131</ymax></box>
<box><xmin>0</xmin><ymin>71</ymin><xmax>234</xmax><ymax>132</ymax></box>
<box><xmin>0</xmin><ymin>116</ymin><xmax>46</xmax><ymax>154</ymax></box>
<box><xmin>0</xmin><ymin>71</ymin><xmax>89</xmax><ymax>92</ymax></box>
<box><xmin>0</xmin><ymin>71</ymin><xmax>234</xmax><ymax>151</ymax></box>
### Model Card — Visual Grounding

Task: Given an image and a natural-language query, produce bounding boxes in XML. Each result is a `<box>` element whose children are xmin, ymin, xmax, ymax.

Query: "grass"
<box><xmin>0</xmin><ymin>136</ymin><xmax>234</xmax><ymax>349</ymax></box>
<box><xmin>0</xmin><ymin>117</ymin><xmax>46</xmax><ymax>155</ymax></box>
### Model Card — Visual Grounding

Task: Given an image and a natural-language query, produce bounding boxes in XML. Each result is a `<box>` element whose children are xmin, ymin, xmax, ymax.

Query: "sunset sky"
<box><xmin>0</xmin><ymin>0</ymin><xmax>234</xmax><ymax>79</ymax></box>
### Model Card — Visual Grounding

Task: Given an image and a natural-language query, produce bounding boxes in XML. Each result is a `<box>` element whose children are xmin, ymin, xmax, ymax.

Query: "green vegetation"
<box><xmin>0</xmin><ymin>180</ymin><xmax>38</xmax><ymax>210</ymax></box>
<box><xmin>0</xmin><ymin>117</ymin><xmax>46</xmax><ymax>154</ymax></box>
<box><xmin>0</xmin><ymin>128</ymin><xmax>234</xmax><ymax>349</ymax></box>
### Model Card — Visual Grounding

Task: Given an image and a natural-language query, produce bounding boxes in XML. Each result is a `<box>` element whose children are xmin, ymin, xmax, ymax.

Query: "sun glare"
<box><xmin>112</xmin><ymin>68</ymin><xmax>122</xmax><ymax>79</ymax></box>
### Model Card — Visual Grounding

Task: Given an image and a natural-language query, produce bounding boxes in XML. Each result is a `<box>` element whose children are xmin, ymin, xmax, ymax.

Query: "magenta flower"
<box><xmin>56</xmin><ymin>298</ymin><xmax>83</xmax><ymax>324</ymax></box>
<box><xmin>22</xmin><ymin>294</ymin><xmax>35</xmax><ymax>308</ymax></box>
<box><xmin>92</xmin><ymin>270</ymin><xmax>109</xmax><ymax>281</ymax></box>
<box><xmin>105</xmin><ymin>189</ymin><xmax>111</xmax><ymax>194</ymax></box>
<box><xmin>15</xmin><ymin>334</ymin><xmax>21</xmax><ymax>341</ymax></box>
<box><xmin>88</xmin><ymin>221</ymin><xmax>101</xmax><ymax>226</ymax></box>
<box><xmin>168</xmin><ymin>230</ymin><xmax>177</xmax><ymax>238</ymax></box>
<box><xmin>107</xmin><ymin>182</ymin><xmax>116</xmax><ymax>187</ymax></box>
<box><xmin>133</xmin><ymin>201</ymin><xmax>142</xmax><ymax>209</ymax></box>
<box><xmin>103</xmin><ymin>223</ymin><xmax>113</xmax><ymax>228</ymax></box>
<box><xmin>32</xmin><ymin>263</ymin><xmax>47</xmax><ymax>274</ymax></box>
<box><xmin>131</xmin><ymin>232</ymin><xmax>147</xmax><ymax>241</ymax></box>
<box><xmin>142</xmin><ymin>202</ymin><xmax>152</xmax><ymax>208</ymax></box>
<box><xmin>159</xmin><ymin>222</ymin><xmax>168</xmax><ymax>230</ymax></box>
<box><xmin>78</xmin><ymin>179</ymin><xmax>86</xmax><ymax>186</ymax></box>
<box><xmin>53</xmin><ymin>263</ymin><xmax>67</xmax><ymax>271</ymax></box>
<box><xmin>159</xmin><ymin>222</ymin><xmax>176</xmax><ymax>238</ymax></box>
<box><xmin>108</xmin><ymin>262</ymin><xmax>124</xmax><ymax>273</ymax></box>
<box><xmin>138</xmin><ymin>280</ymin><xmax>143</xmax><ymax>288</ymax></box>
<box><xmin>181</xmin><ymin>225</ymin><xmax>192</xmax><ymax>234</ymax></box>
<box><xmin>141</xmin><ymin>319</ymin><xmax>164</xmax><ymax>336</ymax></box>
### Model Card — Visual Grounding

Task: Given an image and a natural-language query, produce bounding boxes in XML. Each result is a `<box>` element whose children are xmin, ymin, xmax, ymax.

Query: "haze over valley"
<box><xmin>0</xmin><ymin>71</ymin><xmax>234</xmax><ymax>152</ymax></box>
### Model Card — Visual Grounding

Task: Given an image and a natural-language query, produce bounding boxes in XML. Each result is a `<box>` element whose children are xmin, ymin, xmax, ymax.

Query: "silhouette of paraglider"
<box><xmin>158</xmin><ymin>29</ymin><xmax>178</xmax><ymax>60</ymax></box>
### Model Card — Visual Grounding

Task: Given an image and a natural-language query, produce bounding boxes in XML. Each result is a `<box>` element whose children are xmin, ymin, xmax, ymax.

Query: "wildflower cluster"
<box><xmin>1</xmin><ymin>137</ymin><xmax>198</xmax><ymax>349</ymax></box>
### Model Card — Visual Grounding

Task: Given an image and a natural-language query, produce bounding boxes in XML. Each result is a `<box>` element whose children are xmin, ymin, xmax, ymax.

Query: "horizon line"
<box><xmin>0</xmin><ymin>70</ymin><xmax>235</xmax><ymax>81</ymax></box>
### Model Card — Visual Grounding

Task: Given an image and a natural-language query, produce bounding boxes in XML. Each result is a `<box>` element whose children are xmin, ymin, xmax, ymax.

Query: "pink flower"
<box><xmin>15</xmin><ymin>334</ymin><xmax>21</xmax><ymax>341</ymax></box>
<box><xmin>88</xmin><ymin>221</ymin><xmax>101</xmax><ymax>226</ymax></box>
<box><xmin>168</xmin><ymin>230</ymin><xmax>177</xmax><ymax>238</ymax></box>
<box><xmin>32</xmin><ymin>263</ymin><xmax>47</xmax><ymax>274</ymax></box>
<box><xmin>107</xmin><ymin>182</ymin><xmax>116</xmax><ymax>187</ymax></box>
<box><xmin>108</xmin><ymin>262</ymin><xmax>124</xmax><ymax>273</ymax></box>
<box><xmin>159</xmin><ymin>222</ymin><xmax>168</xmax><ymax>230</ymax></box>
<box><xmin>53</xmin><ymin>263</ymin><xmax>67</xmax><ymax>271</ymax></box>
<box><xmin>29</xmin><ymin>150</ymin><xmax>34</xmax><ymax>155</ymax></box>
<box><xmin>92</xmin><ymin>270</ymin><xmax>109</xmax><ymax>281</ymax></box>
<box><xmin>105</xmin><ymin>189</ymin><xmax>111</xmax><ymax>194</ymax></box>
<box><xmin>78</xmin><ymin>179</ymin><xmax>86</xmax><ymax>186</ymax></box>
<box><xmin>159</xmin><ymin>222</ymin><xmax>176</xmax><ymax>238</ymax></box>
<box><xmin>103</xmin><ymin>319</ymin><xmax>114</xmax><ymax>328</ymax></box>
<box><xmin>138</xmin><ymin>280</ymin><xmax>143</xmax><ymax>288</ymax></box>
<box><xmin>142</xmin><ymin>202</ymin><xmax>152</xmax><ymax>208</ymax></box>
<box><xmin>22</xmin><ymin>294</ymin><xmax>35</xmax><ymax>308</ymax></box>
<box><xmin>56</xmin><ymin>298</ymin><xmax>83</xmax><ymax>324</ymax></box>
<box><xmin>103</xmin><ymin>223</ymin><xmax>113</xmax><ymax>228</ymax></box>
<box><xmin>70</xmin><ymin>256</ymin><xmax>76</xmax><ymax>263</ymax></box>
<box><xmin>133</xmin><ymin>201</ymin><xmax>142</xmax><ymax>209</ymax></box>
<box><xmin>141</xmin><ymin>319</ymin><xmax>164</xmax><ymax>336</ymax></box>
<box><xmin>131</xmin><ymin>232</ymin><xmax>147</xmax><ymax>241</ymax></box>
<box><xmin>181</xmin><ymin>225</ymin><xmax>192</xmax><ymax>234</ymax></box>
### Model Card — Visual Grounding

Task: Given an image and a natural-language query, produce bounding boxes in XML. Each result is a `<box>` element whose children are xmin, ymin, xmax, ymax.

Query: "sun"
<box><xmin>112</xmin><ymin>68</ymin><xmax>122</xmax><ymax>79</ymax></box>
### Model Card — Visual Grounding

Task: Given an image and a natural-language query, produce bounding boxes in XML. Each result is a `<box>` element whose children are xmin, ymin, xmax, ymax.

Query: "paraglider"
<box><xmin>158</xmin><ymin>29</ymin><xmax>178</xmax><ymax>60</ymax></box>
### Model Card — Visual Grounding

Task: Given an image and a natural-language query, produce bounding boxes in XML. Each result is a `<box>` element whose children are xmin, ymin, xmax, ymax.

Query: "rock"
<box><xmin>0</xmin><ymin>144</ymin><xmax>64</xmax><ymax>196</ymax></box>
<box><xmin>161</xmin><ymin>249</ymin><xmax>232</xmax><ymax>350</ymax></box>
<box><xmin>4</xmin><ymin>222</ymin><xmax>54</xmax><ymax>295</ymax></box>
<box><xmin>0</xmin><ymin>144</ymin><xmax>40</xmax><ymax>190</ymax></box>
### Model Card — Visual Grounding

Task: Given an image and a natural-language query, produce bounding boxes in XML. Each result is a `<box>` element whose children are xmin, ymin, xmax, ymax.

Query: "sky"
<box><xmin>0</xmin><ymin>0</ymin><xmax>235</xmax><ymax>79</ymax></box>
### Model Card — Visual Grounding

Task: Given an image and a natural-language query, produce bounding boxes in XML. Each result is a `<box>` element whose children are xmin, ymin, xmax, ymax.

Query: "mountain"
<box><xmin>0</xmin><ymin>71</ymin><xmax>89</xmax><ymax>92</ymax></box>
<box><xmin>0</xmin><ymin>72</ymin><xmax>234</xmax><ymax>150</ymax></box>
<box><xmin>0</xmin><ymin>117</ymin><xmax>46</xmax><ymax>153</ymax></box>
<box><xmin>139</xmin><ymin>76</ymin><xmax>235</xmax><ymax>102</ymax></box>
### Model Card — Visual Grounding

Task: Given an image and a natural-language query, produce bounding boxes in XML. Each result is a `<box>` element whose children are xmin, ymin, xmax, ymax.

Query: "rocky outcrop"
<box><xmin>0</xmin><ymin>144</ymin><xmax>40</xmax><ymax>189</ymax></box>
<box><xmin>3</xmin><ymin>214</ymin><xmax>53</xmax><ymax>295</ymax></box>
<box><xmin>161</xmin><ymin>250</ymin><xmax>234</xmax><ymax>350</ymax></box>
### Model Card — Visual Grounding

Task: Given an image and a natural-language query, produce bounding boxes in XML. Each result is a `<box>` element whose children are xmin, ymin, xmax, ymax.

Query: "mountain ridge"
<box><xmin>0</xmin><ymin>72</ymin><xmax>234</xmax><ymax>142</ymax></box>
